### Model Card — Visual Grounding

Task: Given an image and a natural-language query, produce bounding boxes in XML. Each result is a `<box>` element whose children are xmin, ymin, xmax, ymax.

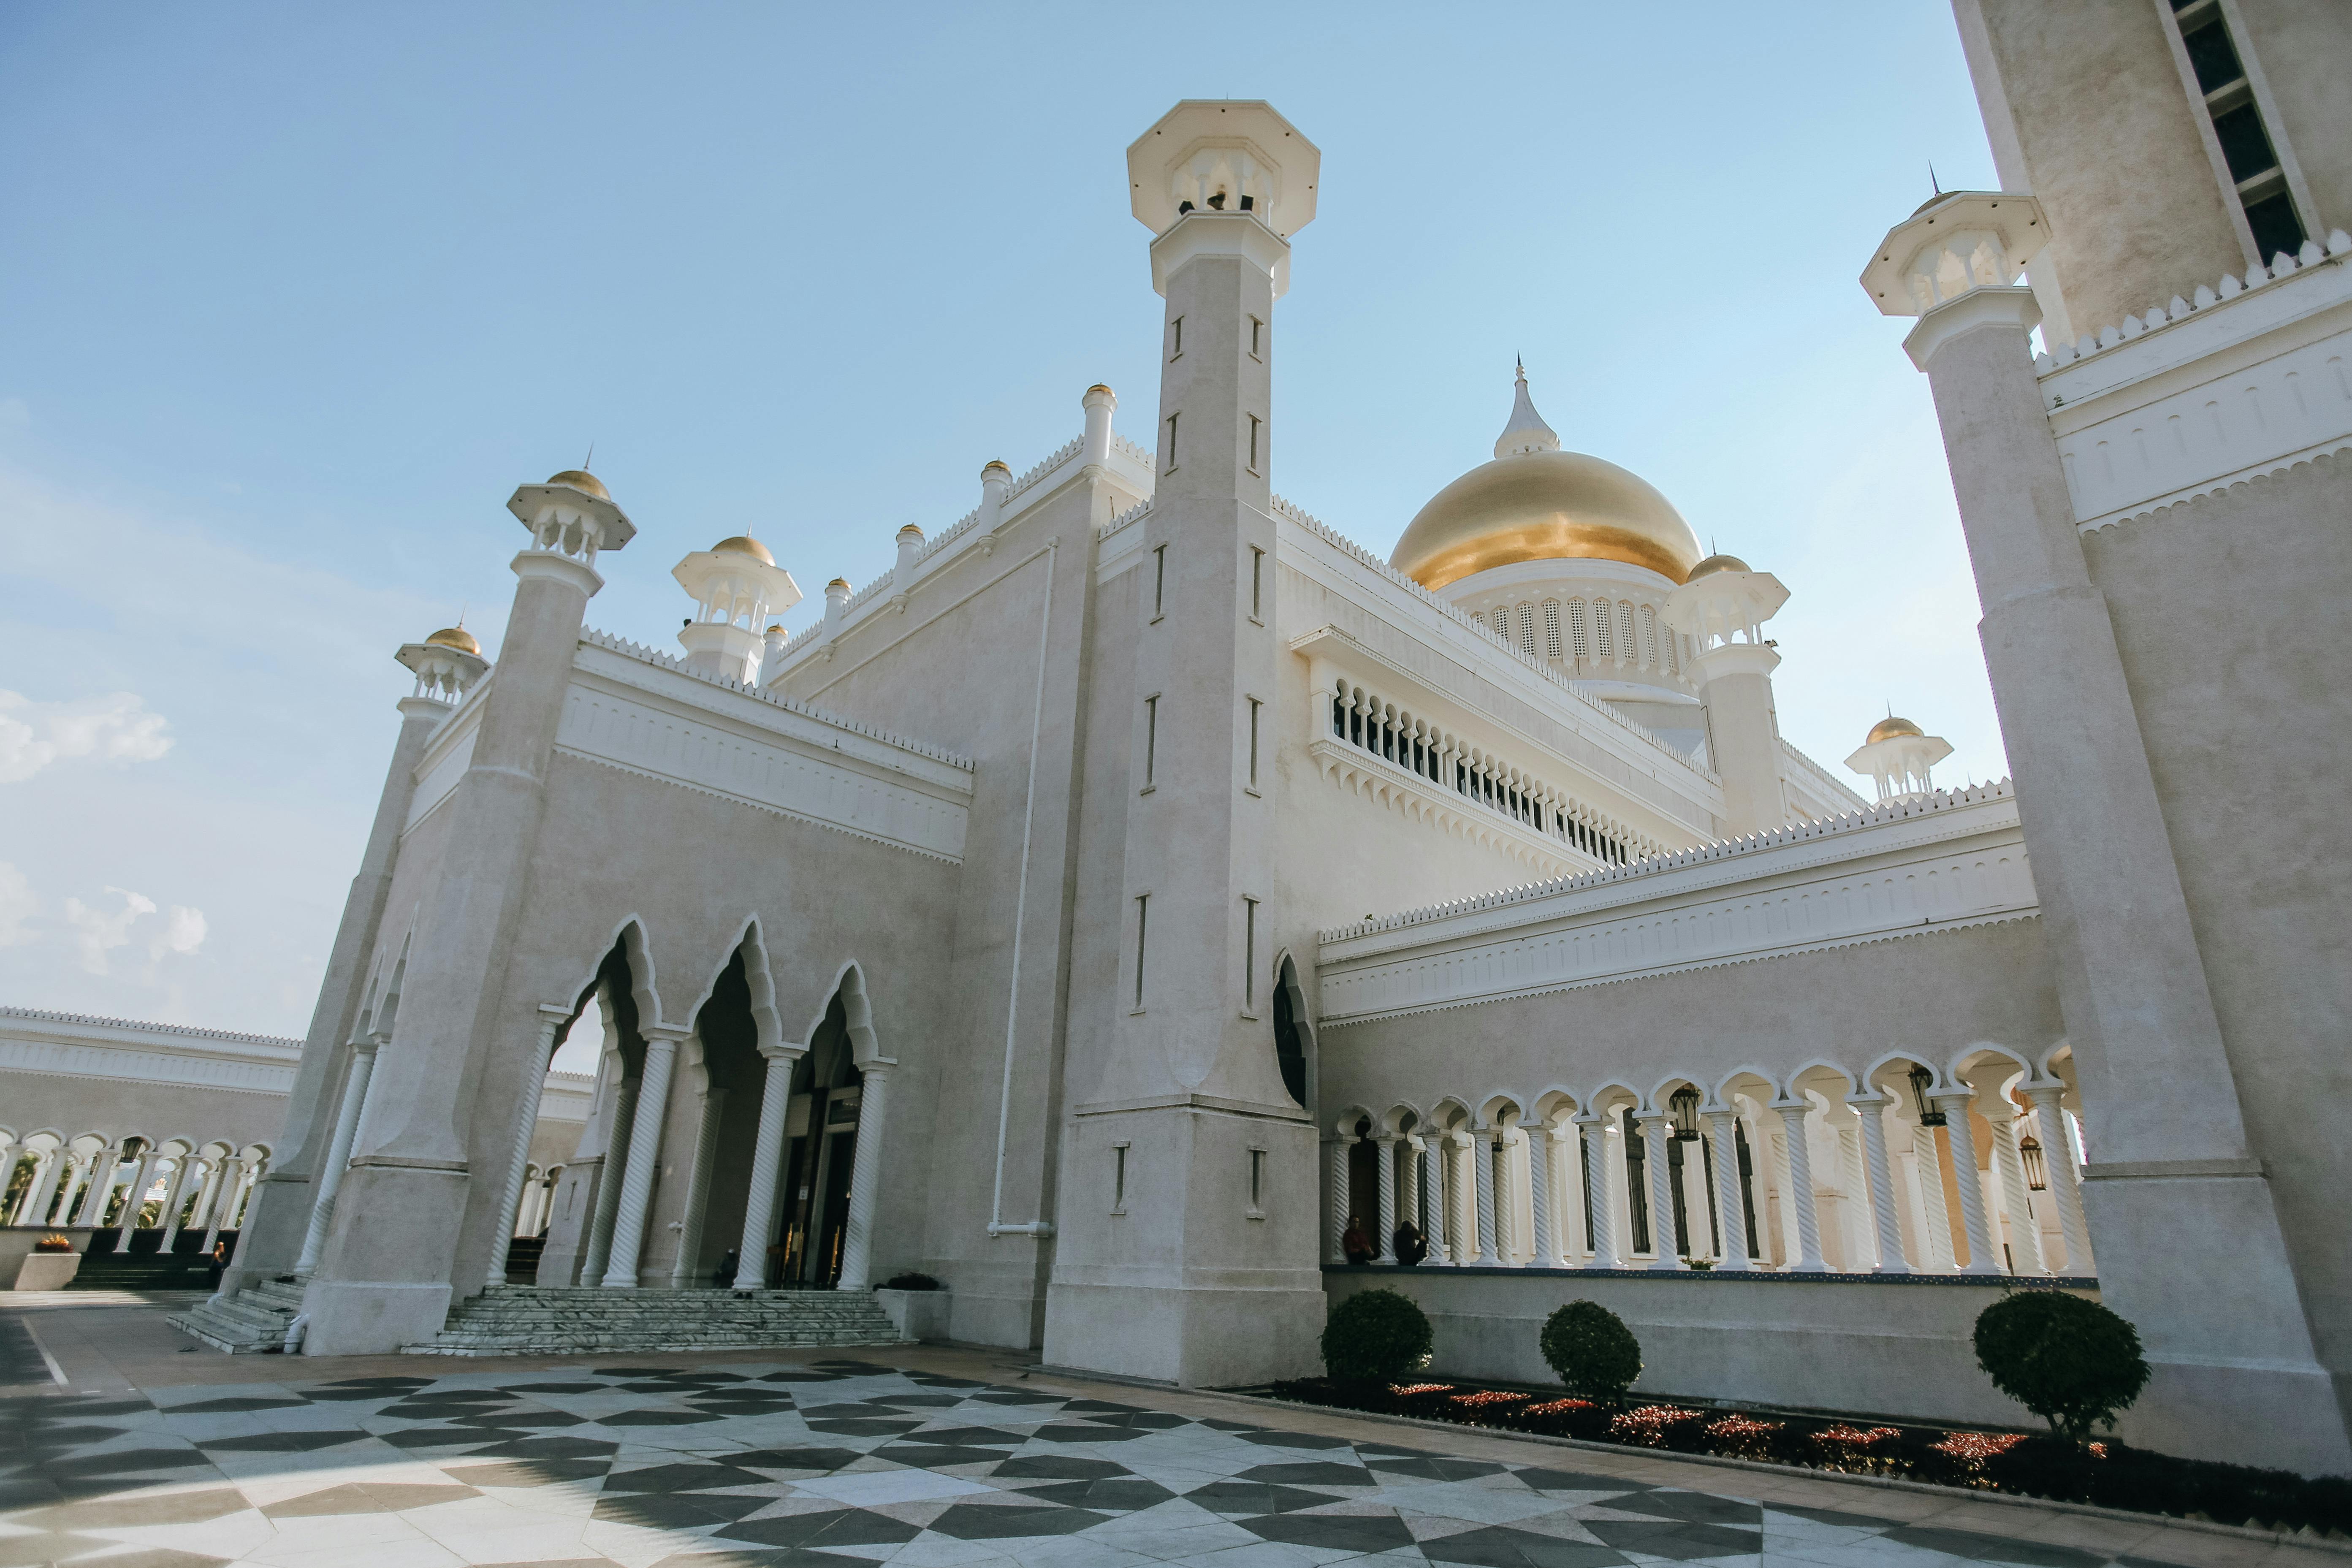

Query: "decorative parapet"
<box><xmin>0</xmin><ymin>1007</ymin><xmax>304</xmax><ymax>1097</ymax></box>
<box><xmin>1319</xmin><ymin>779</ymin><xmax>2017</xmax><ymax>945</ymax></box>
<box><xmin>1778</xmin><ymin>736</ymin><xmax>1872</xmax><ymax>817</ymax></box>
<box><xmin>0</xmin><ymin>1006</ymin><xmax>301</xmax><ymax>1052</ymax></box>
<box><xmin>1096</xmin><ymin>496</ymin><xmax>1153</xmax><ymax>540</ymax></box>
<box><xmin>1268</xmin><ymin>494</ymin><xmax>1706</xmax><ymax>776</ymax></box>
<box><xmin>2035</xmin><ymin>233</ymin><xmax>2352</xmax><ymax>534</ymax></box>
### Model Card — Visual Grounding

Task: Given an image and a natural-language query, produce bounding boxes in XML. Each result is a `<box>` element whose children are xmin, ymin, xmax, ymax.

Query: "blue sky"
<box><xmin>0</xmin><ymin>4</ymin><xmax>2005</xmax><ymax>1033</ymax></box>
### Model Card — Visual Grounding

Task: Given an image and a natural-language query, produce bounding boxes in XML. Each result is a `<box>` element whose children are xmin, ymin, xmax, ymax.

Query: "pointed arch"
<box><xmin>1270</xmin><ymin>948</ymin><xmax>1313</xmax><ymax>1110</ymax></box>
<box><xmin>797</xmin><ymin>959</ymin><xmax>884</xmax><ymax>1067</ymax></box>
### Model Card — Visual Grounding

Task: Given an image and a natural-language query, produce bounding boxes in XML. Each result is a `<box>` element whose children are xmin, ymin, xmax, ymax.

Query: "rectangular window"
<box><xmin>1248</xmin><ymin>316</ymin><xmax>1263</xmax><ymax>358</ymax></box>
<box><xmin>1132</xmin><ymin>895</ymin><xmax>1148</xmax><ymax>1010</ymax></box>
<box><xmin>1143</xmin><ymin>695</ymin><xmax>1158</xmax><ymax>788</ymax></box>
<box><xmin>1250</xmin><ymin>546</ymin><xmax>1264</xmax><ymax>619</ymax></box>
<box><xmin>1151</xmin><ymin>543</ymin><xmax>1167</xmax><ymax>619</ymax></box>
<box><xmin>1164</xmin><ymin>413</ymin><xmax>1179</xmax><ymax>472</ymax></box>
<box><xmin>1247</xmin><ymin>415</ymin><xmax>1261</xmax><ymax>474</ymax></box>
<box><xmin>1247</xmin><ymin>697</ymin><xmax>1261</xmax><ymax>787</ymax></box>
<box><xmin>1113</xmin><ymin>1143</ymin><xmax>1129</xmax><ymax>1211</ymax></box>
<box><xmin>1169</xmin><ymin>316</ymin><xmax>1183</xmax><ymax>359</ymax></box>
<box><xmin>1249</xmin><ymin>1148</ymin><xmax>1266</xmax><ymax>1212</ymax></box>
<box><xmin>1242</xmin><ymin>895</ymin><xmax>1258</xmax><ymax>1010</ymax></box>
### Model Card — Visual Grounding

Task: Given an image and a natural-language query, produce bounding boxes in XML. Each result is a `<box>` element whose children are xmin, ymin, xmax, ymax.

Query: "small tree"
<box><xmin>1974</xmin><ymin>1290</ymin><xmax>2150</xmax><ymax>1441</ymax></box>
<box><xmin>1540</xmin><ymin>1300</ymin><xmax>1643</xmax><ymax>1406</ymax></box>
<box><xmin>1321</xmin><ymin>1289</ymin><xmax>1434</xmax><ymax>1384</ymax></box>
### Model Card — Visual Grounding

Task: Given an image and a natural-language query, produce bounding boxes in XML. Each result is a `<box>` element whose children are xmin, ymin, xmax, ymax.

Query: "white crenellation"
<box><xmin>2032</xmin><ymin>229</ymin><xmax>2349</xmax><ymax>374</ymax></box>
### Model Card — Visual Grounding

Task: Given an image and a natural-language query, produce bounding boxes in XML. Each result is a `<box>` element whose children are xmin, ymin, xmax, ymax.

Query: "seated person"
<box><xmin>1392</xmin><ymin>1219</ymin><xmax>1427</xmax><ymax>1266</ymax></box>
<box><xmin>1341</xmin><ymin>1215</ymin><xmax>1375</xmax><ymax>1265</ymax></box>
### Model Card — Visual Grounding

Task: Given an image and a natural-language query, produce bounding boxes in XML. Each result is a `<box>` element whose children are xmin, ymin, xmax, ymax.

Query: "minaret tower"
<box><xmin>1662</xmin><ymin>552</ymin><xmax>1792</xmax><ymax>835</ymax></box>
<box><xmin>1042</xmin><ymin>102</ymin><xmax>1323</xmax><ymax>1387</ymax></box>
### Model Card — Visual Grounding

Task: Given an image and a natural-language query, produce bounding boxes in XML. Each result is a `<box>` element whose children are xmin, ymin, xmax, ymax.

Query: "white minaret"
<box><xmin>1042</xmin><ymin>101</ymin><xmax>1323</xmax><ymax>1389</ymax></box>
<box><xmin>1661</xmin><ymin>553</ymin><xmax>1791</xmax><ymax>836</ymax></box>
<box><xmin>1843</xmin><ymin>714</ymin><xmax>1953</xmax><ymax>802</ymax></box>
<box><xmin>673</xmin><ymin>535</ymin><xmax>801</xmax><ymax>684</ymax></box>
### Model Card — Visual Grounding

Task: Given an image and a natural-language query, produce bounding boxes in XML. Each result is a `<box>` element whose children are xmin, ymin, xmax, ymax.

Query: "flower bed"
<box><xmin>1262</xmin><ymin>1377</ymin><xmax>2352</xmax><ymax>1538</ymax></box>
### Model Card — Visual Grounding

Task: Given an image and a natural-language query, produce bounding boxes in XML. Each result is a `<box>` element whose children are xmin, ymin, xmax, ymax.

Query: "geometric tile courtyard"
<box><xmin>0</xmin><ymin>1303</ymin><xmax>2334</xmax><ymax>1568</ymax></box>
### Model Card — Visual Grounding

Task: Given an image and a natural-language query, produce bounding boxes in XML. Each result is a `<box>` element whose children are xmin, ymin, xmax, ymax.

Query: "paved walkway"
<box><xmin>0</xmin><ymin>1297</ymin><xmax>2339</xmax><ymax>1568</ymax></box>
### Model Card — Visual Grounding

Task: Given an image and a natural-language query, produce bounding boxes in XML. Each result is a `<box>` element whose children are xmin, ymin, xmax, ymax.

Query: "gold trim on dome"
<box><xmin>712</xmin><ymin>534</ymin><xmax>776</xmax><ymax>565</ymax></box>
<box><xmin>1390</xmin><ymin>450</ymin><xmax>1701</xmax><ymax>591</ymax></box>
<box><xmin>545</xmin><ymin>468</ymin><xmax>610</xmax><ymax>501</ymax></box>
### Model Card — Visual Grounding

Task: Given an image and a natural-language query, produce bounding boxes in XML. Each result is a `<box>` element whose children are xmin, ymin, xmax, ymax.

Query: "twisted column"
<box><xmin>201</xmin><ymin>1158</ymin><xmax>244</xmax><ymax>1259</ymax></box>
<box><xmin>494</xmin><ymin>1012</ymin><xmax>567</xmax><ymax>1279</ymax></box>
<box><xmin>735</xmin><ymin>1044</ymin><xmax>801</xmax><ymax>1289</ymax></box>
<box><xmin>1528</xmin><ymin>1126</ymin><xmax>1556</xmax><ymax>1267</ymax></box>
<box><xmin>1374</xmin><ymin>1135</ymin><xmax>1398</xmax><ymax>1262</ymax></box>
<box><xmin>24</xmin><ymin>1149</ymin><xmax>68</xmax><ymax>1230</ymax></box>
<box><xmin>124</xmin><ymin>1145</ymin><xmax>162</xmax><ymax>1229</ymax></box>
<box><xmin>670</xmin><ymin>1087</ymin><xmax>730</xmax><ymax>1288</ymax></box>
<box><xmin>49</xmin><ymin>1153</ymin><xmax>92</xmax><ymax>1231</ymax></box>
<box><xmin>1933</xmin><ymin>1089</ymin><xmax>1999</xmax><ymax>1274</ymax></box>
<box><xmin>70</xmin><ymin>1145</ymin><xmax>123</xmax><ymax>1227</ymax></box>
<box><xmin>296</xmin><ymin>1039</ymin><xmax>380</xmax><ymax>1276</ymax></box>
<box><xmin>1639</xmin><ymin>1116</ymin><xmax>1682</xmax><ymax>1269</ymax></box>
<box><xmin>1706</xmin><ymin>1110</ymin><xmax>1751</xmax><ymax>1271</ymax></box>
<box><xmin>1574</xmin><ymin>1113</ymin><xmax>1612</xmax><ymax>1266</ymax></box>
<box><xmin>1771</xmin><ymin>1098</ymin><xmax>1826</xmax><ymax>1271</ymax></box>
<box><xmin>601</xmin><ymin>1027</ymin><xmax>684</xmax><ymax>1288</ymax></box>
<box><xmin>1847</xmin><ymin>1092</ymin><xmax>1909</xmax><ymax>1274</ymax></box>
<box><xmin>1988</xmin><ymin>1101</ymin><xmax>2047</xmax><ymax>1276</ymax></box>
<box><xmin>1418</xmin><ymin>1136</ymin><xmax>1451</xmax><ymax>1264</ymax></box>
<box><xmin>835</xmin><ymin>1064</ymin><xmax>890</xmax><ymax>1291</ymax></box>
<box><xmin>180</xmin><ymin>1159</ymin><xmax>225</xmax><ymax>1253</ymax></box>
<box><xmin>580</xmin><ymin>1076</ymin><xmax>638</xmax><ymax>1286</ymax></box>
<box><xmin>1398</xmin><ymin>1137</ymin><xmax>1421</xmax><ymax>1228</ymax></box>
<box><xmin>1326</xmin><ymin>1139</ymin><xmax>1350</xmax><ymax>1264</ymax></box>
<box><xmin>2023</xmin><ymin>1085</ymin><xmax>2094</xmax><ymax>1275</ymax></box>
<box><xmin>1468</xmin><ymin>1130</ymin><xmax>1498</xmax><ymax>1264</ymax></box>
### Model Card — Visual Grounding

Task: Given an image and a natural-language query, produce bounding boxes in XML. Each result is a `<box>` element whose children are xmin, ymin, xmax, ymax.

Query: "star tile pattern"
<box><xmin>0</xmin><ymin>1359</ymin><xmax>2200</xmax><ymax>1566</ymax></box>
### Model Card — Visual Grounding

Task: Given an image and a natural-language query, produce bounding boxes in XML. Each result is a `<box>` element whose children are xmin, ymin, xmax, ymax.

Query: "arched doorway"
<box><xmin>771</xmin><ymin>992</ymin><xmax>863</xmax><ymax>1289</ymax></box>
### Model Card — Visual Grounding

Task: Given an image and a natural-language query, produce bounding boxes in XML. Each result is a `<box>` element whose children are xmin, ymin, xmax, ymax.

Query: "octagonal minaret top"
<box><xmin>1127</xmin><ymin>100</ymin><xmax>1319</xmax><ymax>298</ymax></box>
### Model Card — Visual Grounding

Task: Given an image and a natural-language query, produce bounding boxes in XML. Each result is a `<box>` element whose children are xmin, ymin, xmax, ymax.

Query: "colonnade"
<box><xmin>0</xmin><ymin>1128</ymin><xmax>266</xmax><ymax>1253</ymax></box>
<box><xmin>1327</xmin><ymin>1053</ymin><xmax>2094</xmax><ymax>1281</ymax></box>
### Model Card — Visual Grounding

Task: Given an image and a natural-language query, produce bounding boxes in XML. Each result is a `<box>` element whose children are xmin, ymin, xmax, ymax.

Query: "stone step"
<box><xmin>400</xmin><ymin>1285</ymin><xmax>905</xmax><ymax>1358</ymax></box>
<box><xmin>168</xmin><ymin>1286</ymin><xmax>300</xmax><ymax>1355</ymax></box>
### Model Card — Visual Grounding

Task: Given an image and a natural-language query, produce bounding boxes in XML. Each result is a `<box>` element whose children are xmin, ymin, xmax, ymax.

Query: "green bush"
<box><xmin>1320</xmin><ymin>1289</ymin><xmax>1434</xmax><ymax>1383</ymax></box>
<box><xmin>881</xmin><ymin>1271</ymin><xmax>943</xmax><ymax>1291</ymax></box>
<box><xmin>1540</xmin><ymin>1300</ymin><xmax>1643</xmax><ymax>1405</ymax></box>
<box><xmin>1974</xmin><ymin>1290</ymin><xmax>2149</xmax><ymax>1441</ymax></box>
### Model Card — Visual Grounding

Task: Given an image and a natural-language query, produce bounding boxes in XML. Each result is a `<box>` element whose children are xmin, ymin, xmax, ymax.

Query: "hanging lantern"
<box><xmin>1907</xmin><ymin>1065</ymin><xmax>1947</xmax><ymax>1127</ymax></box>
<box><xmin>2018</xmin><ymin>1133</ymin><xmax>2048</xmax><ymax>1191</ymax></box>
<box><xmin>1668</xmin><ymin>1086</ymin><xmax>1702</xmax><ymax>1141</ymax></box>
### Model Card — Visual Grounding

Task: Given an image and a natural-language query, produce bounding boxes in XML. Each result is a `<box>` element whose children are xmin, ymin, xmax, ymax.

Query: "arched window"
<box><xmin>1272</xmin><ymin>958</ymin><xmax>1309</xmax><ymax>1107</ymax></box>
<box><xmin>1542</xmin><ymin>600</ymin><xmax>1562</xmax><ymax>661</ymax></box>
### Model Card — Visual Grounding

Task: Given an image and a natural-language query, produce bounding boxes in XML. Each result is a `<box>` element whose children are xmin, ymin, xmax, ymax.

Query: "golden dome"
<box><xmin>425</xmin><ymin>626</ymin><xmax>480</xmax><ymax>656</ymax></box>
<box><xmin>1867</xmin><ymin>715</ymin><xmax>1925</xmax><ymax>744</ymax></box>
<box><xmin>1686</xmin><ymin>553</ymin><xmax>1751</xmax><ymax>581</ymax></box>
<box><xmin>1391</xmin><ymin>450</ymin><xmax>1702</xmax><ymax>590</ymax></box>
<box><xmin>712</xmin><ymin>535</ymin><xmax>775</xmax><ymax>565</ymax></box>
<box><xmin>545</xmin><ymin>469</ymin><xmax>610</xmax><ymax>501</ymax></box>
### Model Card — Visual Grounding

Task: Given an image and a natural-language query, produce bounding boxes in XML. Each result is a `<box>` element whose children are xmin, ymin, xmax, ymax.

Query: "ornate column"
<box><xmin>1374</xmin><ymin>1134</ymin><xmax>1399</xmax><ymax>1263</ymax></box>
<box><xmin>1988</xmin><ymin>1101</ymin><xmax>2048</xmax><ymax>1276</ymax></box>
<box><xmin>24</xmin><ymin>1149</ymin><xmax>69</xmax><ymax>1230</ymax></box>
<box><xmin>580</xmin><ymin>1076</ymin><xmax>638</xmax><ymax>1286</ymax></box>
<box><xmin>1418</xmin><ymin>1136</ymin><xmax>1451</xmax><ymax>1264</ymax></box>
<box><xmin>123</xmin><ymin>1145</ymin><xmax>163</xmax><ymax>1230</ymax></box>
<box><xmin>1468</xmin><ymin>1129</ymin><xmax>1498</xmax><ymax>1265</ymax></box>
<box><xmin>1771</xmin><ymin>1098</ymin><xmax>1826</xmax><ymax>1271</ymax></box>
<box><xmin>1932</xmin><ymin>1090</ymin><xmax>1999</xmax><ymax>1274</ymax></box>
<box><xmin>1325</xmin><ymin>1139</ymin><xmax>1350</xmax><ymax>1264</ymax></box>
<box><xmin>49</xmin><ymin>1153</ymin><xmax>92</xmax><ymax>1231</ymax></box>
<box><xmin>296</xmin><ymin>1038</ymin><xmax>381</xmax><ymax>1278</ymax></box>
<box><xmin>1398</xmin><ymin>1136</ymin><xmax>1421</xmax><ymax>1229</ymax></box>
<box><xmin>1575</xmin><ymin>1112</ymin><xmax>1613</xmax><ymax>1267</ymax></box>
<box><xmin>1528</xmin><ymin>1125</ymin><xmax>1557</xmax><ymax>1267</ymax></box>
<box><xmin>201</xmin><ymin>1158</ymin><xmax>244</xmax><ymax>1259</ymax></box>
<box><xmin>1706</xmin><ymin>1110</ymin><xmax>1751</xmax><ymax>1272</ymax></box>
<box><xmin>69</xmin><ymin>1145</ymin><xmax>122</xmax><ymax>1228</ymax></box>
<box><xmin>1847</xmin><ymin>1091</ymin><xmax>1910</xmax><ymax>1274</ymax></box>
<box><xmin>181</xmin><ymin>1159</ymin><xmax>226</xmax><ymax>1252</ymax></box>
<box><xmin>601</xmin><ymin>1026</ymin><xmax>686</xmax><ymax>1289</ymax></box>
<box><xmin>493</xmin><ymin>1009</ymin><xmax>568</xmax><ymax>1279</ymax></box>
<box><xmin>2023</xmin><ymin>1084</ymin><xmax>2094</xmax><ymax>1274</ymax></box>
<box><xmin>1639</xmin><ymin>1115</ymin><xmax>1682</xmax><ymax>1270</ymax></box>
<box><xmin>835</xmin><ymin>1063</ymin><xmax>892</xmax><ymax>1291</ymax></box>
<box><xmin>669</xmin><ymin>1086</ymin><xmax>730</xmax><ymax>1289</ymax></box>
<box><xmin>152</xmin><ymin>1155</ymin><xmax>195</xmax><ymax>1248</ymax></box>
<box><xmin>734</xmin><ymin>1043</ymin><xmax>802</xmax><ymax>1289</ymax></box>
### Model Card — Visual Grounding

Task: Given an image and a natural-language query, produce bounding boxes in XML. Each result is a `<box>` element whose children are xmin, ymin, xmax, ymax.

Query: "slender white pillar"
<box><xmin>669</xmin><ymin>1087</ymin><xmax>729</xmax><ymax>1289</ymax></box>
<box><xmin>494</xmin><ymin>1013</ymin><xmax>567</xmax><ymax>1279</ymax></box>
<box><xmin>1934</xmin><ymin>1091</ymin><xmax>1999</xmax><ymax>1274</ymax></box>
<box><xmin>2023</xmin><ymin>1085</ymin><xmax>2094</xmax><ymax>1275</ymax></box>
<box><xmin>1399</xmin><ymin>1137</ymin><xmax>1421</xmax><ymax>1229</ymax></box>
<box><xmin>49</xmin><ymin>1155</ymin><xmax>91</xmax><ymax>1232</ymax></box>
<box><xmin>1639</xmin><ymin>1117</ymin><xmax>1683</xmax><ymax>1270</ymax></box>
<box><xmin>70</xmin><ymin>1145</ymin><xmax>122</xmax><ymax>1228</ymax></box>
<box><xmin>1469</xmin><ymin>1129</ymin><xmax>1498</xmax><ymax>1264</ymax></box>
<box><xmin>1911</xmin><ymin>1125</ymin><xmax>1958</xmax><ymax>1270</ymax></box>
<box><xmin>296</xmin><ymin>1040</ymin><xmax>380</xmax><ymax>1277</ymax></box>
<box><xmin>1847</xmin><ymin>1092</ymin><xmax>1910</xmax><ymax>1274</ymax></box>
<box><xmin>1419</xmin><ymin>1136</ymin><xmax>1451</xmax><ymax>1264</ymax></box>
<box><xmin>201</xmin><ymin>1158</ymin><xmax>244</xmax><ymax>1259</ymax></box>
<box><xmin>734</xmin><ymin>1044</ymin><xmax>800</xmax><ymax>1289</ymax></box>
<box><xmin>1706</xmin><ymin>1111</ymin><xmax>1751</xmax><ymax>1271</ymax></box>
<box><xmin>124</xmin><ymin>1147</ymin><xmax>162</xmax><ymax>1230</ymax></box>
<box><xmin>581</xmin><ymin>1077</ymin><xmax>638</xmax><ymax>1286</ymax></box>
<box><xmin>1369</xmin><ymin>1134</ymin><xmax>1397</xmax><ymax>1262</ymax></box>
<box><xmin>835</xmin><ymin>1065</ymin><xmax>889</xmax><ymax>1291</ymax></box>
<box><xmin>601</xmin><ymin>1028</ymin><xmax>684</xmax><ymax>1288</ymax></box>
<box><xmin>182</xmin><ymin>1159</ymin><xmax>227</xmax><ymax>1253</ymax></box>
<box><xmin>24</xmin><ymin>1150</ymin><xmax>68</xmax><ymax>1230</ymax></box>
<box><xmin>1772</xmin><ymin>1099</ymin><xmax>1826</xmax><ymax>1271</ymax></box>
<box><xmin>153</xmin><ymin>1156</ymin><xmax>195</xmax><ymax>1248</ymax></box>
<box><xmin>1575</xmin><ymin>1114</ymin><xmax>1612</xmax><ymax>1267</ymax></box>
<box><xmin>1988</xmin><ymin>1102</ymin><xmax>2048</xmax><ymax>1276</ymax></box>
<box><xmin>1326</xmin><ymin>1139</ymin><xmax>1350</xmax><ymax>1264</ymax></box>
<box><xmin>1529</xmin><ymin>1126</ymin><xmax>1557</xmax><ymax>1267</ymax></box>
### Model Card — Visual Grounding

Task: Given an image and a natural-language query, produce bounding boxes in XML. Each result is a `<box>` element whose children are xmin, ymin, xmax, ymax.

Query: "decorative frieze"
<box><xmin>0</xmin><ymin>1007</ymin><xmax>302</xmax><ymax>1097</ymax></box>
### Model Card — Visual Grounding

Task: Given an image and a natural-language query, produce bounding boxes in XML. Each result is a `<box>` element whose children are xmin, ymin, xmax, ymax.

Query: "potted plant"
<box><xmin>11</xmin><ymin>1233</ymin><xmax>82</xmax><ymax>1291</ymax></box>
<box><xmin>874</xmin><ymin>1270</ymin><xmax>952</xmax><ymax>1342</ymax></box>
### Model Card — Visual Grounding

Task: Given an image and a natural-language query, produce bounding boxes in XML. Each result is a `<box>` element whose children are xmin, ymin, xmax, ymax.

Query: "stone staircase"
<box><xmin>167</xmin><ymin>1278</ymin><xmax>306</xmax><ymax>1354</ymax></box>
<box><xmin>401</xmin><ymin>1285</ymin><xmax>907</xmax><ymax>1356</ymax></box>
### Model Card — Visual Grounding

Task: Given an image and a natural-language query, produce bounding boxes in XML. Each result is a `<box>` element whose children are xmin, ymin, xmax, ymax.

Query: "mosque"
<box><xmin>12</xmin><ymin>1</ymin><xmax>2347</xmax><ymax>1479</ymax></box>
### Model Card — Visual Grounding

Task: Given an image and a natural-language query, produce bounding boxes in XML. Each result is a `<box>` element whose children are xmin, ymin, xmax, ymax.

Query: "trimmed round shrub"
<box><xmin>1974</xmin><ymin>1290</ymin><xmax>2149</xmax><ymax>1441</ymax></box>
<box><xmin>1540</xmin><ymin>1300</ymin><xmax>1643</xmax><ymax>1405</ymax></box>
<box><xmin>1321</xmin><ymin>1289</ymin><xmax>1434</xmax><ymax>1384</ymax></box>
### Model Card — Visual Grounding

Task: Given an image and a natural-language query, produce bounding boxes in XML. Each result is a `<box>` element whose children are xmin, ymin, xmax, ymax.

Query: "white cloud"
<box><xmin>64</xmin><ymin>886</ymin><xmax>156</xmax><ymax>975</ymax></box>
<box><xmin>0</xmin><ymin>862</ymin><xmax>34</xmax><ymax>947</ymax></box>
<box><xmin>0</xmin><ymin>690</ymin><xmax>174</xmax><ymax>783</ymax></box>
<box><xmin>149</xmin><ymin>904</ymin><xmax>208</xmax><ymax>960</ymax></box>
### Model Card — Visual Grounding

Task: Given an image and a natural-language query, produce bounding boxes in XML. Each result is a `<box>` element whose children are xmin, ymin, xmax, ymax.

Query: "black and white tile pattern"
<box><xmin>0</xmin><ymin>1360</ymin><xmax>2198</xmax><ymax>1566</ymax></box>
